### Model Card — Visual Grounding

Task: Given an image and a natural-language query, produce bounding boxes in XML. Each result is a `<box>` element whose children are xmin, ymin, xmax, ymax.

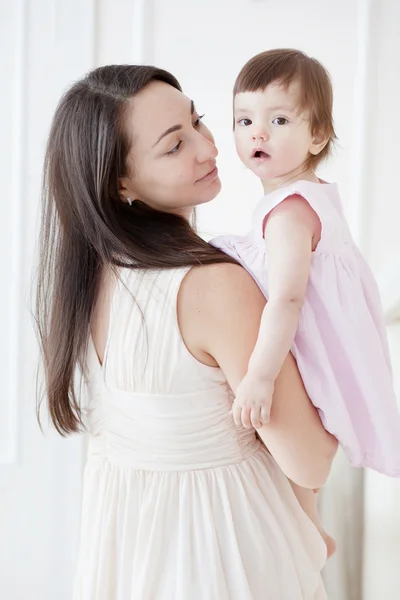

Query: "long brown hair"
<box><xmin>35</xmin><ymin>64</ymin><xmax>233</xmax><ymax>436</ymax></box>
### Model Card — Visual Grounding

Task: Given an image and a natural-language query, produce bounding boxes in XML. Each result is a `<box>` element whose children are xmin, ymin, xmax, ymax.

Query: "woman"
<box><xmin>35</xmin><ymin>65</ymin><xmax>337</xmax><ymax>599</ymax></box>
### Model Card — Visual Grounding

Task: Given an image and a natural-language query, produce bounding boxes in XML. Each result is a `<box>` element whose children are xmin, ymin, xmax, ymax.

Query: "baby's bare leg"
<box><xmin>289</xmin><ymin>481</ymin><xmax>336</xmax><ymax>558</ymax></box>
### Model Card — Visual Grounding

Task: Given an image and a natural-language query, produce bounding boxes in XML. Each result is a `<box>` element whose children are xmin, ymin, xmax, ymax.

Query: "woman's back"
<box><xmin>84</xmin><ymin>266</ymin><xmax>260</xmax><ymax>470</ymax></box>
<box><xmin>74</xmin><ymin>266</ymin><xmax>327</xmax><ymax>600</ymax></box>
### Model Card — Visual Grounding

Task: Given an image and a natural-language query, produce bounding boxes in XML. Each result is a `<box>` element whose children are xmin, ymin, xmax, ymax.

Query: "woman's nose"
<box><xmin>197</xmin><ymin>132</ymin><xmax>218</xmax><ymax>161</ymax></box>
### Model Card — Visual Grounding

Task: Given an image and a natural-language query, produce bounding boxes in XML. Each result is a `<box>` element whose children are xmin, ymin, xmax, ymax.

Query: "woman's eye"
<box><xmin>166</xmin><ymin>114</ymin><xmax>206</xmax><ymax>155</ymax></box>
<box><xmin>237</xmin><ymin>118</ymin><xmax>252</xmax><ymax>126</ymax></box>
<box><xmin>272</xmin><ymin>117</ymin><xmax>288</xmax><ymax>126</ymax></box>
<box><xmin>166</xmin><ymin>141</ymin><xmax>182</xmax><ymax>155</ymax></box>
<box><xmin>194</xmin><ymin>114</ymin><xmax>205</xmax><ymax>128</ymax></box>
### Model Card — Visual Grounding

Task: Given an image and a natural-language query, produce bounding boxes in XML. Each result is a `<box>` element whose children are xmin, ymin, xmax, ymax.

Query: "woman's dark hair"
<box><xmin>35</xmin><ymin>64</ymin><xmax>233</xmax><ymax>435</ymax></box>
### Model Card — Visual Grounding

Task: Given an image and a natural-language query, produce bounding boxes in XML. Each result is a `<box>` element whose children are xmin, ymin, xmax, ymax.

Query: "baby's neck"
<box><xmin>262</xmin><ymin>168</ymin><xmax>319</xmax><ymax>195</ymax></box>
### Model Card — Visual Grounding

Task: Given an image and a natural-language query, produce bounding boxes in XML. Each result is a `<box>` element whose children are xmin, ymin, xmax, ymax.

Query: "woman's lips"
<box><xmin>196</xmin><ymin>165</ymin><xmax>218</xmax><ymax>183</ymax></box>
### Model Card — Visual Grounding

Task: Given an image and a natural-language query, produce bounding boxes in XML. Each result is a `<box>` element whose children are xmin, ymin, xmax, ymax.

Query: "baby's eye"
<box><xmin>272</xmin><ymin>117</ymin><xmax>288</xmax><ymax>126</ymax></box>
<box><xmin>237</xmin><ymin>118</ymin><xmax>252</xmax><ymax>127</ymax></box>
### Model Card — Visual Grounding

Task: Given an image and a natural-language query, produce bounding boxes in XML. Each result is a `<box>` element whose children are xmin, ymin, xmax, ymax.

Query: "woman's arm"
<box><xmin>257</xmin><ymin>351</ymin><xmax>337</xmax><ymax>489</ymax></box>
<box><xmin>178</xmin><ymin>262</ymin><xmax>337</xmax><ymax>489</ymax></box>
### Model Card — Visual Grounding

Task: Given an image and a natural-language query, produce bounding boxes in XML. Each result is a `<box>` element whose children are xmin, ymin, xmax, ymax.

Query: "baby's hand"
<box><xmin>232</xmin><ymin>374</ymin><xmax>275</xmax><ymax>429</ymax></box>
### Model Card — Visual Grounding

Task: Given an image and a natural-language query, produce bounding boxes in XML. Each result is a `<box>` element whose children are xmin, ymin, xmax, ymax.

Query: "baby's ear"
<box><xmin>309</xmin><ymin>130</ymin><xmax>329</xmax><ymax>156</ymax></box>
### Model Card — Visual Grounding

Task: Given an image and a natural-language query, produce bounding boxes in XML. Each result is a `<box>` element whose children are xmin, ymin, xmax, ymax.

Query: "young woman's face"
<box><xmin>120</xmin><ymin>81</ymin><xmax>220</xmax><ymax>217</ymax></box>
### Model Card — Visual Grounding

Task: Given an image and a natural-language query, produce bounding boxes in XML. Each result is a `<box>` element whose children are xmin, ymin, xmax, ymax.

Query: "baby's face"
<box><xmin>234</xmin><ymin>81</ymin><xmax>317</xmax><ymax>188</ymax></box>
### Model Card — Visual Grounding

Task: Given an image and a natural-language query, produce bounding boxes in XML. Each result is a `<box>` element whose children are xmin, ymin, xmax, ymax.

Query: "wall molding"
<box><xmin>131</xmin><ymin>0</ymin><xmax>154</xmax><ymax>63</ymax></box>
<box><xmin>0</xmin><ymin>0</ymin><xmax>27</xmax><ymax>479</ymax></box>
<box><xmin>348</xmin><ymin>0</ymin><xmax>375</xmax><ymax>253</ymax></box>
<box><xmin>322</xmin><ymin>2</ymin><xmax>375</xmax><ymax>599</ymax></box>
<box><xmin>379</xmin><ymin>261</ymin><xmax>400</xmax><ymax>324</ymax></box>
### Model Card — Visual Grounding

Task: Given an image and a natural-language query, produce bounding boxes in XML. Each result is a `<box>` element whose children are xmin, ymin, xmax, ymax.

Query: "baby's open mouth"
<box><xmin>252</xmin><ymin>149</ymin><xmax>270</xmax><ymax>159</ymax></box>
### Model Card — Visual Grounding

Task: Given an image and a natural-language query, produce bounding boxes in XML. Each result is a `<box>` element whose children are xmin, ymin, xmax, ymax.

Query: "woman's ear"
<box><xmin>118</xmin><ymin>176</ymin><xmax>137</xmax><ymax>204</ymax></box>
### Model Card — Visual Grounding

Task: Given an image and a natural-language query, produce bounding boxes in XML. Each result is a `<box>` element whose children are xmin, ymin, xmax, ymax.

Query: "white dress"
<box><xmin>73</xmin><ymin>267</ymin><xmax>327</xmax><ymax>600</ymax></box>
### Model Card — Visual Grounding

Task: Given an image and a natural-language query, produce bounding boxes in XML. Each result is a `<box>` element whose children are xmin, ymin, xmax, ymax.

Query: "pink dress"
<box><xmin>211</xmin><ymin>180</ymin><xmax>400</xmax><ymax>476</ymax></box>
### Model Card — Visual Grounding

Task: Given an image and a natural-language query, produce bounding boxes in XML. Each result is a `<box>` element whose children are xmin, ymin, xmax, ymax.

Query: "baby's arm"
<box><xmin>232</xmin><ymin>195</ymin><xmax>321</xmax><ymax>429</ymax></box>
<box><xmin>249</xmin><ymin>195</ymin><xmax>319</xmax><ymax>379</ymax></box>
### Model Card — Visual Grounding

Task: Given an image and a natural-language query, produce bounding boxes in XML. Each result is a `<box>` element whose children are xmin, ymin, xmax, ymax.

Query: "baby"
<box><xmin>212</xmin><ymin>48</ymin><xmax>400</xmax><ymax>555</ymax></box>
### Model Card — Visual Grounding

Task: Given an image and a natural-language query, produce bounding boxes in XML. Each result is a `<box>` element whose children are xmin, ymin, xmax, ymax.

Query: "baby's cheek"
<box><xmin>234</xmin><ymin>133</ymin><xmax>247</xmax><ymax>155</ymax></box>
<box><xmin>281</xmin><ymin>146</ymin><xmax>302</xmax><ymax>167</ymax></box>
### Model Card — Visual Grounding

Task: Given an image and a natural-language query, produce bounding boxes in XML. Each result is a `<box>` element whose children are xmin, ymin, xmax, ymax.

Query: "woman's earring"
<box><xmin>127</xmin><ymin>197</ymin><xmax>133</xmax><ymax>206</ymax></box>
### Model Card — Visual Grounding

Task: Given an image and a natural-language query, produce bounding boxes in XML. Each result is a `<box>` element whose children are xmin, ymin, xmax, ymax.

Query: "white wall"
<box><xmin>151</xmin><ymin>0</ymin><xmax>359</xmax><ymax>239</ymax></box>
<box><xmin>366</xmin><ymin>1</ymin><xmax>400</xmax><ymax>273</ymax></box>
<box><xmin>0</xmin><ymin>1</ymin><xmax>95</xmax><ymax>598</ymax></box>
<box><xmin>1</xmin><ymin>1</ymin><xmax>399</xmax><ymax>599</ymax></box>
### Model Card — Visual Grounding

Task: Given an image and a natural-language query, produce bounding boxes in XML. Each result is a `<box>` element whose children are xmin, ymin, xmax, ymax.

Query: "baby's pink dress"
<box><xmin>211</xmin><ymin>180</ymin><xmax>400</xmax><ymax>476</ymax></box>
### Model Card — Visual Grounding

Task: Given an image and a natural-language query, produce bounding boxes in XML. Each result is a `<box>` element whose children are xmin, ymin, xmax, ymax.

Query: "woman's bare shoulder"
<box><xmin>177</xmin><ymin>262</ymin><xmax>266</xmax><ymax>374</ymax></box>
<box><xmin>180</xmin><ymin>262</ymin><xmax>264</xmax><ymax>306</ymax></box>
